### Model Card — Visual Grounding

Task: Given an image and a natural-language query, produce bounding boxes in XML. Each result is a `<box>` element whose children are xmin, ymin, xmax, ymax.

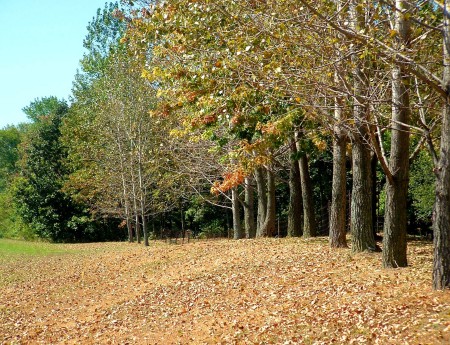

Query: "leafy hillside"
<box><xmin>1</xmin><ymin>238</ymin><xmax>449</xmax><ymax>344</ymax></box>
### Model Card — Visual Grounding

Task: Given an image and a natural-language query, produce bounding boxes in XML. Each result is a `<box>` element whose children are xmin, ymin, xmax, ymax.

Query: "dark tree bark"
<box><xmin>288</xmin><ymin>137</ymin><xmax>303</xmax><ymax>237</ymax></box>
<box><xmin>349</xmin><ymin>0</ymin><xmax>376</xmax><ymax>252</ymax></box>
<box><xmin>371</xmin><ymin>153</ymin><xmax>379</xmax><ymax>239</ymax></box>
<box><xmin>351</xmin><ymin>138</ymin><xmax>376</xmax><ymax>252</ymax></box>
<box><xmin>255</xmin><ymin>166</ymin><xmax>267</xmax><ymax>237</ymax></box>
<box><xmin>330</xmin><ymin>101</ymin><xmax>348</xmax><ymax>247</ymax></box>
<box><xmin>433</xmin><ymin>2</ymin><xmax>450</xmax><ymax>290</ymax></box>
<box><xmin>143</xmin><ymin>215</ymin><xmax>149</xmax><ymax>246</ymax></box>
<box><xmin>299</xmin><ymin>154</ymin><xmax>317</xmax><ymax>238</ymax></box>
<box><xmin>232</xmin><ymin>187</ymin><xmax>244</xmax><ymax>239</ymax></box>
<box><xmin>244</xmin><ymin>176</ymin><xmax>256</xmax><ymax>238</ymax></box>
<box><xmin>382</xmin><ymin>0</ymin><xmax>411</xmax><ymax>268</ymax></box>
<box><xmin>329</xmin><ymin>0</ymin><xmax>347</xmax><ymax>248</ymax></box>
<box><xmin>135</xmin><ymin>214</ymin><xmax>141</xmax><ymax>244</ymax></box>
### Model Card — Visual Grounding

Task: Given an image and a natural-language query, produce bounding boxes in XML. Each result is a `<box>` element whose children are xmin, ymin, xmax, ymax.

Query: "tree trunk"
<box><xmin>433</xmin><ymin>2</ymin><xmax>450</xmax><ymax>290</ymax></box>
<box><xmin>126</xmin><ymin>216</ymin><xmax>133</xmax><ymax>243</ymax></box>
<box><xmin>255</xmin><ymin>167</ymin><xmax>267</xmax><ymax>237</ymax></box>
<box><xmin>244</xmin><ymin>176</ymin><xmax>256</xmax><ymax>238</ymax></box>
<box><xmin>371</xmin><ymin>153</ymin><xmax>379</xmax><ymax>239</ymax></box>
<box><xmin>382</xmin><ymin>0</ymin><xmax>411</xmax><ymax>268</ymax></box>
<box><xmin>142</xmin><ymin>214</ymin><xmax>149</xmax><ymax>246</ymax></box>
<box><xmin>330</xmin><ymin>101</ymin><xmax>348</xmax><ymax>247</ymax></box>
<box><xmin>288</xmin><ymin>137</ymin><xmax>302</xmax><ymax>237</ymax></box>
<box><xmin>349</xmin><ymin>0</ymin><xmax>375</xmax><ymax>252</ymax></box>
<box><xmin>299</xmin><ymin>154</ymin><xmax>317</xmax><ymax>238</ymax></box>
<box><xmin>351</xmin><ymin>139</ymin><xmax>375</xmax><ymax>252</ymax></box>
<box><xmin>180</xmin><ymin>205</ymin><xmax>185</xmax><ymax>242</ymax></box>
<box><xmin>232</xmin><ymin>187</ymin><xmax>244</xmax><ymax>239</ymax></box>
<box><xmin>329</xmin><ymin>0</ymin><xmax>347</xmax><ymax>248</ymax></box>
<box><xmin>135</xmin><ymin>213</ymin><xmax>141</xmax><ymax>244</ymax></box>
<box><xmin>260</xmin><ymin>168</ymin><xmax>276</xmax><ymax>237</ymax></box>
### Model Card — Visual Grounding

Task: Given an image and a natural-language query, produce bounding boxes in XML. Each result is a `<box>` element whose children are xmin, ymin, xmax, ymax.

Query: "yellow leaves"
<box><xmin>141</xmin><ymin>69</ymin><xmax>152</xmax><ymax>80</ymax></box>
<box><xmin>389</xmin><ymin>29</ymin><xmax>398</xmax><ymax>38</ymax></box>
<box><xmin>312</xmin><ymin>137</ymin><xmax>327</xmax><ymax>151</ymax></box>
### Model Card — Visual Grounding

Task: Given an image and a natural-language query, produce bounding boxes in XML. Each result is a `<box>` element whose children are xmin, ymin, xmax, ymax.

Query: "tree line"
<box><xmin>0</xmin><ymin>0</ymin><xmax>448</xmax><ymax>290</ymax></box>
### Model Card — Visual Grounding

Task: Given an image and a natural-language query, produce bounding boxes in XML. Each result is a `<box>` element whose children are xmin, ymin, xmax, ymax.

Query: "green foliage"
<box><xmin>0</xmin><ymin>125</ymin><xmax>21</xmax><ymax>191</ymax></box>
<box><xmin>409</xmin><ymin>151</ymin><xmax>435</xmax><ymax>224</ymax></box>
<box><xmin>13</xmin><ymin>98</ymin><xmax>102</xmax><ymax>242</ymax></box>
<box><xmin>185</xmin><ymin>197</ymin><xmax>228</xmax><ymax>237</ymax></box>
<box><xmin>75</xmin><ymin>1</ymin><xmax>126</xmax><ymax>92</ymax></box>
<box><xmin>22</xmin><ymin>96</ymin><xmax>68</xmax><ymax>123</ymax></box>
<box><xmin>0</xmin><ymin>188</ymin><xmax>34</xmax><ymax>240</ymax></box>
<box><xmin>198</xmin><ymin>219</ymin><xmax>226</xmax><ymax>239</ymax></box>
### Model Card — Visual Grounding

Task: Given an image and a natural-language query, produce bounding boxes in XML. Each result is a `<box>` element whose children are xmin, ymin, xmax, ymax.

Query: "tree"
<box><xmin>382</xmin><ymin>0</ymin><xmax>411</xmax><ymax>268</ymax></box>
<box><xmin>432</xmin><ymin>0</ymin><xmax>450</xmax><ymax>290</ymax></box>
<box><xmin>0</xmin><ymin>125</ymin><xmax>24</xmax><ymax>239</ymax></box>
<box><xmin>0</xmin><ymin>126</ymin><xmax>21</xmax><ymax>191</ymax></box>
<box><xmin>13</xmin><ymin>97</ymin><xmax>100</xmax><ymax>242</ymax></box>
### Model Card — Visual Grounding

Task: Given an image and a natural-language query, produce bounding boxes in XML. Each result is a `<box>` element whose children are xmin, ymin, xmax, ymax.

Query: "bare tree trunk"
<box><xmin>232</xmin><ymin>187</ymin><xmax>244</xmax><ymax>239</ymax></box>
<box><xmin>330</xmin><ymin>97</ymin><xmax>348</xmax><ymax>247</ymax></box>
<box><xmin>329</xmin><ymin>0</ymin><xmax>347</xmax><ymax>248</ymax></box>
<box><xmin>299</xmin><ymin>154</ymin><xmax>317</xmax><ymax>238</ymax></box>
<box><xmin>351</xmin><ymin>138</ymin><xmax>375</xmax><ymax>252</ymax></box>
<box><xmin>135</xmin><ymin>213</ymin><xmax>141</xmax><ymax>244</ymax></box>
<box><xmin>255</xmin><ymin>167</ymin><xmax>267</xmax><ymax>237</ymax></box>
<box><xmin>288</xmin><ymin>137</ymin><xmax>302</xmax><ymax>237</ymax></box>
<box><xmin>350</xmin><ymin>0</ymin><xmax>375</xmax><ymax>252</ymax></box>
<box><xmin>142</xmin><ymin>214</ymin><xmax>149</xmax><ymax>246</ymax></box>
<box><xmin>180</xmin><ymin>205</ymin><xmax>185</xmax><ymax>242</ymax></box>
<box><xmin>371</xmin><ymin>154</ymin><xmax>379</xmax><ymax>239</ymax></box>
<box><xmin>382</xmin><ymin>0</ymin><xmax>411</xmax><ymax>268</ymax></box>
<box><xmin>433</xmin><ymin>1</ymin><xmax>450</xmax><ymax>290</ymax></box>
<box><xmin>244</xmin><ymin>177</ymin><xmax>256</xmax><ymax>238</ymax></box>
<box><xmin>260</xmin><ymin>168</ymin><xmax>276</xmax><ymax>237</ymax></box>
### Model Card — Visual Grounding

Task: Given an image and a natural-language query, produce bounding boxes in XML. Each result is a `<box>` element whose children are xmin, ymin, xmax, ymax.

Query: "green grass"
<box><xmin>0</xmin><ymin>238</ymin><xmax>67</xmax><ymax>257</ymax></box>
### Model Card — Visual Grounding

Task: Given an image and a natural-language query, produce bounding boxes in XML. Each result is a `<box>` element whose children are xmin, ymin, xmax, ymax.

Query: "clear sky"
<box><xmin>0</xmin><ymin>0</ymin><xmax>110</xmax><ymax>129</ymax></box>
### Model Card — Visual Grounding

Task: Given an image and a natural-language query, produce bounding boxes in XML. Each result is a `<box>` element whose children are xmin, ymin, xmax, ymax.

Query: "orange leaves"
<box><xmin>211</xmin><ymin>169</ymin><xmax>246</xmax><ymax>195</ymax></box>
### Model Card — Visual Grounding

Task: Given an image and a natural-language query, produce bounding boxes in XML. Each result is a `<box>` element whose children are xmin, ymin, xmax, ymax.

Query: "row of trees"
<box><xmin>117</xmin><ymin>0</ymin><xmax>448</xmax><ymax>289</ymax></box>
<box><xmin>0</xmin><ymin>1</ymin><xmax>448</xmax><ymax>289</ymax></box>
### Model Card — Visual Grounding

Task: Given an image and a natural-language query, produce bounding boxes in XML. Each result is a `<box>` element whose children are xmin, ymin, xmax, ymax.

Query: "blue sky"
<box><xmin>0</xmin><ymin>1</ymin><xmax>110</xmax><ymax>129</ymax></box>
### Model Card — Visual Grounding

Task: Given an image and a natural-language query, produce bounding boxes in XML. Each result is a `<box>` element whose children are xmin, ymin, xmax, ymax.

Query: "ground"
<box><xmin>0</xmin><ymin>237</ymin><xmax>449</xmax><ymax>344</ymax></box>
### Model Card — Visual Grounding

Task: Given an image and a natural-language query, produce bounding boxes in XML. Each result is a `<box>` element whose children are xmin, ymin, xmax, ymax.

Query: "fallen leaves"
<box><xmin>0</xmin><ymin>238</ymin><xmax>449</xmax><ymax>344</ymax></box>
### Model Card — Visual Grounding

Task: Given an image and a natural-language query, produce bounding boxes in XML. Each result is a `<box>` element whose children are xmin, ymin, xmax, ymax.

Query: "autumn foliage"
<box><xmin>1</xmin><ymin>239</ymin><xmax>449</xmax><ymax>344</ymax></box>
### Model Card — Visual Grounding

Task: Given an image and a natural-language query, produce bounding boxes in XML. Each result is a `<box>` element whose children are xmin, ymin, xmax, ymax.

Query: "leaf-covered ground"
<box><xmin>1</xmin><ymin>237</ymin><xmax>449</xmax><ymax>344</ymax></box>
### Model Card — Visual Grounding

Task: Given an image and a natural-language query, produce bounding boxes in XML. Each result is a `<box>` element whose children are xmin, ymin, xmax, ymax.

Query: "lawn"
<box><xmin>0</xmin><ymin>238</ymin><xmax>449</xmax><ymax>344</ymax></box>
<box><xmin>0</xmin><ymin>239</ymin><xmax>68</xmax><ymax>257</ymax></box>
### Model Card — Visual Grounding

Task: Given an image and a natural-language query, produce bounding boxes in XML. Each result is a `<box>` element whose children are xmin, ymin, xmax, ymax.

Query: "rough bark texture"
<box><xmin>259</xmin><ymin>168</ymin><xmax>276</xmax><ymax>237</ymax></box>
<box><xmin>288</xmin><ymin>138</ymin><xmax>303</xmax><ymax>237</ymax></box>
<box><xmin>232</xmin><ymin>187</ymin><xmax>244</xmax><ymax>239</ymax></box>
<box><xmin>349</xmin><ymin>1</ymin><xmax>375</xmax><ymax>253</ymax></box>
<box><xmin>433</xmin><ymin>2</ymin><xmax>450</xmax><ymax>290</ymax></box>
<box><xmin>382</xmin><ymin>0</ymin><xmax>411</xmax><ymax>268</ymax></box>
<box><xmin>371</xmin><ymin>154</ymin><xmax>379</xmax><ymax>238</ymax></box>
<box><xmin>255</xmin><ymin>167</ymin><xmax>267</xmax><ymax>237</ymax></box>
<box><xmin>351</xmin><ymin>141</ymin><xmax>375</xmax><ymax>252</ymax></box>
<box><xmin>244</xmin><ymin>177</ymin><xmax>256</xmax><ymax>238</ymax></box>
<box><xmin>330</xmin><ymin>117</ymin><xmax>348</xmax><ymax>247</ymax></box>
<box><xmin>299</xmin><ymin>154</ymin><xmax>317</xmax><ymax>238</ymax></box>
<box><xmin>329</xmin><ymin>1</ymin><xmax>347</xmax><ymax>248</ymax></box>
